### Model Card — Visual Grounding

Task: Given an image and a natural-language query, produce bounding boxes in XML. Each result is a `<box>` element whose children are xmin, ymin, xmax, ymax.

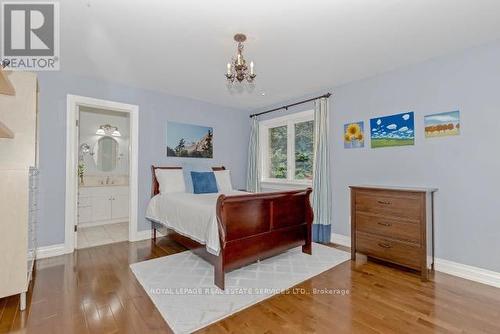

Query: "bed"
<box><xmin>146</xmin><ymin>165</ymin><xmax>313</xmax><ymax>290</ymax></box>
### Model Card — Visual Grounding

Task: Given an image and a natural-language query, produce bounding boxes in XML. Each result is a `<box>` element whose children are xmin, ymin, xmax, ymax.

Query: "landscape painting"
<box><xmin>370</xmin><ymin>112</ymin><xmax>415</xmax><ymax>148</ymax></box>
<box><xmin>424</xmin><ymin>110</ymin><xmax>460</xmax><ymax>138</ymax></box>
<box><xmin>344</xmin><ymin>121</ymin><xmax>365</xmax><ymax>148</ymax></box>
<box><xmin>166</xmin><ymin>122</ymin><xmax>213</xmax><ymax>158</ymax></box>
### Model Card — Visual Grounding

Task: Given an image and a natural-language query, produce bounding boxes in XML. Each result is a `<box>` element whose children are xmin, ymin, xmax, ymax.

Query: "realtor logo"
<box><xmin>1</xmin><ymin>2</ymin><xmax>60</xmax><ymax>70</ymax></box>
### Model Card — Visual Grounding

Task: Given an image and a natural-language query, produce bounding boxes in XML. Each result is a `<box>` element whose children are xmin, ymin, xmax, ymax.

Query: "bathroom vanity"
<box><xmin>78</xmin><ymin>184</ymin><xmax>129</xmax><ymax>227</ymax></box>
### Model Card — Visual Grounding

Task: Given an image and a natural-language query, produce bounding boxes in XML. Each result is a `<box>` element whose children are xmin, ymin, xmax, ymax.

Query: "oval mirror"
<box><xmin>93</xmin><ymin>137</ymin><xmax>118</xmax><ymax>172</ymax></box>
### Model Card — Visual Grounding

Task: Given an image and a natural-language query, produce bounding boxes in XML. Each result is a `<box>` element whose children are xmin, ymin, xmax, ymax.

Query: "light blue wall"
<box><xmin>331</xmin><ymin>41</ymin><xmax>500</xmax><ymax>272</ymax></box>
<box><xmin>37</xmin><ymin>72</ymin><xmax>250</xmax><ymax>247</ymax></box>
<box><xmin>253</xmin><ymin>40</ymin><xmax>500</xmax><ymax>272</ymax></box>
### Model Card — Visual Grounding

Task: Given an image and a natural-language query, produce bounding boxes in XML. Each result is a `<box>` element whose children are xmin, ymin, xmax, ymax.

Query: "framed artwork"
<box><xmin>370</xmin><ymin>112</ymin><xmax>415</xmax><ymax>148</ymax></box>
<box><xmin>344</xmin><ymin>121</ymin><xmax>365</xmax><ymax>148</ymax></box>
<box><xmin>166</xmin><ymin>122</ymin><xmax>213</xmax><ymax>158</ymax></box>
<box><xmin>424</xmin><ymin>110</ymin><xmax>460</xmax><ymax>138</ymax></box>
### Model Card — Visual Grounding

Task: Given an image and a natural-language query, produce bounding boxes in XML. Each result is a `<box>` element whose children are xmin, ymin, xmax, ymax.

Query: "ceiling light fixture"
<box><xmin>96</xmin><ymin>124</ymin><xmax>121</xmax><ymax>137</ymax></box>
<box><xmin>225</xmin><ymin>34</ymin><xmax>256</xmax><ymax>84</ymax></box>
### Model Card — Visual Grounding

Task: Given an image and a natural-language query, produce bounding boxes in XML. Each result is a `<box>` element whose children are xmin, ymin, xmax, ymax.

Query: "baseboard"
<box><xmin>434</xmin><ymin>258</ymin><xmax>500</xmax><ymax>288</ymax></box>
<box><xmin>38</xmin><ymin>229</ymin><xmax>165</xmax><ymax>258</ymax></box>
<box><xmin>331</xmin><ymin>233</ymin><xmax>351</xmax><ymax>247</ymax></box>
<box><xmin>78</xmin><ymin>219</ymin><xmax>128</xmax><ymax>228</ymax></box>
<box><xmin>37</xmin><ymin>230</ymin><xmax>164</xmax><ymax>258</ymax></box>
<box><xmin>36</xmin><ymin>243</ymin><xmax>69</xmax><ymax>259</ymax></box>
<box><xmin>330</xmin><ymin>233</ymin><xmax>500</xmax><ymax>289</ymax></box>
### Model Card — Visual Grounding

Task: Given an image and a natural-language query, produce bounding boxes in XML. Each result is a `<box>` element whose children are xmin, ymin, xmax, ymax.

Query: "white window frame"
<box><xmin>259</xmin><ymin>110</ymin><xmax>314</xmax><ymax>187</ymax></box>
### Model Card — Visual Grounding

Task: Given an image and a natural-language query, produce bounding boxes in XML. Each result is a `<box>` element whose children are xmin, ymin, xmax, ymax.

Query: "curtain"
<box><xmin>246</xmin><ymin>117</ymin><xmax>261</xmax><ymax>192</ymax></box>
<box><xmin>312</xmin><ymin>97</ymin><xmax>332</xmax><ymax>243</ymax></box>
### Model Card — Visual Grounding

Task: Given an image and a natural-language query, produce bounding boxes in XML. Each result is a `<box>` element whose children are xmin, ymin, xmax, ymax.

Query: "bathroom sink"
<box><xmin>79</xmin><ymin>175</ymin><xmax>129</xmax><ymax>187</ymax></box>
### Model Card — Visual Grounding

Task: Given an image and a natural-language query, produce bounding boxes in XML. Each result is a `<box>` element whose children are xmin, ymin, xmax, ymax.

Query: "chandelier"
<box><xmin>225</xmin><ymin>34</ymin><xmax>256</xmax><ymax>83</ymax></box>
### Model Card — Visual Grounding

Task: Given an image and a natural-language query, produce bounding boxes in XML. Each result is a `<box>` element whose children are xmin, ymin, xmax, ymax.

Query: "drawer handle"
<box><xmin>377</xmin><ymin>200</ymin><xmax>392</xmax><ymax>205</ymax></box>
<box><xmin>377</xmin><ymin>242</ymin><xmax>392</xmax><ymax>249</ymax></box>
<box><xmin>377</xmin><ymin>222</ymin><xmax>392</xmax><ymax>227</ymax></box>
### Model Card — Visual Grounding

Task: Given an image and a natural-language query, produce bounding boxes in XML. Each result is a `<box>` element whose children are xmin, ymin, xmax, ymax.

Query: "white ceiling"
<box><xmin>61</xmin><ymin>0</ymin><xmax>500</xmax><ymax>110</ymax></box>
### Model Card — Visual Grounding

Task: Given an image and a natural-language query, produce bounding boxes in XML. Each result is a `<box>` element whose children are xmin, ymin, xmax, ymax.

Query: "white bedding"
<box><xmin>146</xmin><ymin>191</ymin><xmax>246</xmax><ymax>255</ymax></box>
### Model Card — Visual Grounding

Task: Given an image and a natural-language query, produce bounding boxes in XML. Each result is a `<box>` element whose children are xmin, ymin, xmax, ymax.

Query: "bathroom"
<box><xmin>77</xmin><ymin>106</ymin><xmax>130</xmax><ymax>249</ymax></box>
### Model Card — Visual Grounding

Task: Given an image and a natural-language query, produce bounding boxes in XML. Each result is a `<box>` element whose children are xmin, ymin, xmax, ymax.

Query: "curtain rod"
<box><xmin>249</xmin><ymin>92</ymin><xmax>332</xmax><ymax>118</ymax></box>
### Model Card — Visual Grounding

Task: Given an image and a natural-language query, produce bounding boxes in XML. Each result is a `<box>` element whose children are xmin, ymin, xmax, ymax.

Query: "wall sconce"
<box><xmin>96</xmin><ymin>124</ymin><xmax>121</xmax><ymax>137</ymax></box>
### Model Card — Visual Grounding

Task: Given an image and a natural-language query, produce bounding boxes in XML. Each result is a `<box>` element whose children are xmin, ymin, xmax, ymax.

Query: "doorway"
<box><xmin>77</xmin><ymin>107</ymin><xmax>130</xmax><ymax>248</ymax></box>
<box><xmin>65</xmin><ymin>95</ymin><xmax>139</xmax><ymax>253</ymax></box>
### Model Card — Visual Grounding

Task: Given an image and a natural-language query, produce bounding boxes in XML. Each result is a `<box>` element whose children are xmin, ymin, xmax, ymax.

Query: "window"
<box><xmin>294</xmin><ymin>120</ymin><xmax>314</xmax><ymax>180</ymax></box>
<box><xmin>260</xmin><ymin>110</ymin><xmax>314</xmax><ymax>185</ymax></box>
<box><xmin>269</xmin><ymin>125</ymin><xmax>288</xmax><ymax>179</ymax></box>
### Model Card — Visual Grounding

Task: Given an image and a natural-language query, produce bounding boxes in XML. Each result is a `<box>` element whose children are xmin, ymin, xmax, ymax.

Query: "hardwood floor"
<box><xmin>1</xmin><ymin>236</ymin><xmax>499</xmax><ymax>333</ymax></box>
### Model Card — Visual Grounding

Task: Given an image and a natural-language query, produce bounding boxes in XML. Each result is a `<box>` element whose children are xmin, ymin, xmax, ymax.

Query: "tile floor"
<box><xmin>77</xmin><ymin>222</ymin><xmax>129</xmax><ymax>249</ymax></box>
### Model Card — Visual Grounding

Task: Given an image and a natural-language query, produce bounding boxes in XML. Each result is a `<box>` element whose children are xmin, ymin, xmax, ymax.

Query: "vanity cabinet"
<box><xmin>78</xmin><ymin>186</ymin><xmax>129</xmax><ymax>226</ymax></box>
<box><xmin>112</xmin><ymin>193</ymin><xmax>129</xmax><ymax>220</ymax></box>
<box><xmin>91</xmin><ymin>194</ymin><xmax>113</xmax><ymax>222</ymax></box>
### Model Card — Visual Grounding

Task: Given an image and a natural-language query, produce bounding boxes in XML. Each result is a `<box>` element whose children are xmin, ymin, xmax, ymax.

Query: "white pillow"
<box><xmin>214</xmin><ymin>170</ymin><xmax>233</xmax><ymax>193</ymax></box>
<box><xmin>155</xmin><ymin>169</ymin><xmax>186</xmax><ymax>194</ymax></box>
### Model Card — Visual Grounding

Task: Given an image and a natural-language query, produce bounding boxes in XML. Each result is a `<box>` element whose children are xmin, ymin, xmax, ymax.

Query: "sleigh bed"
<box><xmin>147</xmin><ymin>165</ymin><xmax>313</xmax><ymax>290</ymax></box>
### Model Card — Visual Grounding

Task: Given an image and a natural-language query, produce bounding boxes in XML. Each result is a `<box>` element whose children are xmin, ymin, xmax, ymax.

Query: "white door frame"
<box><xmin>65</xmin><ymin>95</ymin><xmax>139</xmax><ymax>253</ymax></box>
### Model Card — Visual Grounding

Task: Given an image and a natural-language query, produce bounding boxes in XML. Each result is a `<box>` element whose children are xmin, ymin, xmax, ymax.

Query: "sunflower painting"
<box><xmin>344</xmin><ymin>121</ymin><xmax>365</xmax><ymax>148</ymax></box>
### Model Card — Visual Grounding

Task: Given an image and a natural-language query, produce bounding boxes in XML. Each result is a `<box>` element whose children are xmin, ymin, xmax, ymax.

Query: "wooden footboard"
<box><xmin>150</xmin><ymin>165</ymin><xmax>313</xmax><ymax>290</ymax></box>
<box><xmin>214</xmin><ymin>189</ymin><xmax>313</xmax><ymax>289</ymax></box>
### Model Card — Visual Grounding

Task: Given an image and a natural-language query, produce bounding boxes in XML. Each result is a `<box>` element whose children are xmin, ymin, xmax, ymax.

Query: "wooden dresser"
<box><xmin>350</xmin><ymin>186</ymin><xmax>437</xmax><ymax>280</ymax></box>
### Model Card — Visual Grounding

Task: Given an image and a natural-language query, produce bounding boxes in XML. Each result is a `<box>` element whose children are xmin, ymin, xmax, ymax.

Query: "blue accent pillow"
<box><xmin>191</xmin><ymin>172</ymin><xmax>219</xmax><ymax>194</ymax></box>
<box><xmin>182</xmin><ymin>163</ymin><xmax>212</xmax><ymax>193</ymax></box>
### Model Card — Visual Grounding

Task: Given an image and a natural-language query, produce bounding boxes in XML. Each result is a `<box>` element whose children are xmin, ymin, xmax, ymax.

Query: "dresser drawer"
<box><xmin>355</xmin><ymin>232</ymin><xmax>421</xmax><ymax>270</ymax></box>
<box><xmin>356</xmin><ymin>212</ymin><xmax>421</xmax><ymax>244</ymax></box>
<box><xmin>355</xmin><ymin>191</ymin><xmax>422</xmax><ymax>219</ymax></box>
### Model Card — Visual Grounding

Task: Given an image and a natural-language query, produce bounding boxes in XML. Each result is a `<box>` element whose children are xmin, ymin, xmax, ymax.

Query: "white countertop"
<box><xmin>79</xmin><ymin>184</ymin><xmax>129</xmax><ymax>188</ymax></box>
<box><xmin>349</xmin><ymin>185</ymin><xmax>438</xmax><ymax>193</ymax></box>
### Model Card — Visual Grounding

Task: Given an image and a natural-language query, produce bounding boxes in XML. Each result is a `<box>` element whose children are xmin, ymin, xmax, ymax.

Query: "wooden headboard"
<box><xmin>151</xmin><ymin>165</ymin><xmax>226</xmax><ymax>197</ymax></box>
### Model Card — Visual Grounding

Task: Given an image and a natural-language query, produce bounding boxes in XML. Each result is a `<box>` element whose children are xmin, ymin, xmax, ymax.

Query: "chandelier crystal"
<box><xmin>225</xmin><ymin>34</ymin><xmax>256</xmax><ymax>83</ymax></box>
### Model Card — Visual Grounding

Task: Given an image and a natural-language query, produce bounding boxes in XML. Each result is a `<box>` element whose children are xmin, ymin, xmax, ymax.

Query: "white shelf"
<box><xmin>0</xmin><ymin>120</ymin><xmax>14</xmax><ymax>138</ymax></box>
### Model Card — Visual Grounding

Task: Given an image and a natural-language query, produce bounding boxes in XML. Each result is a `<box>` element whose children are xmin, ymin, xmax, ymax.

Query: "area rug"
<box><xmin>130</xmin><ymin>243</ymin><xmax>350</xmax><ymax>333</ymax></box>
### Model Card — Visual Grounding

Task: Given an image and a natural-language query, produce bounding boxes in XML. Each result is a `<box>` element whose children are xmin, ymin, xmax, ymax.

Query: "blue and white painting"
<box><xmin>166</xmin><ymin>122</ymin><xmax>213</xmax><ymax>158</ymax></box>
<box><xmin>370</xmin><ymin>112</ymin><xmax>415</xmax><ymax>148</ymax></box>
